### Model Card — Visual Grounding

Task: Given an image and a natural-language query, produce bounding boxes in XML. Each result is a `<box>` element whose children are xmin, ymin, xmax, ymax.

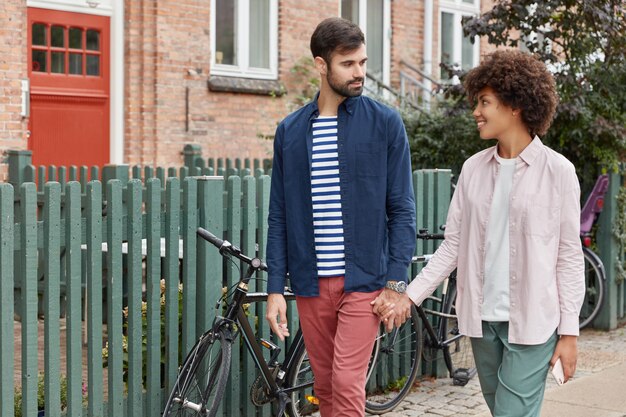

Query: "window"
<box><xmin>211</xmin><ymin>0</ymin><xmax>278</xmax><ymax>79</ymax></box>
<box><xmin>439</xmin><ymin>0</ymin><xmax>480</xmax><ymax>80</ymax></box>
<box><xmin>341</xmin><ymin>0</ymin><xmax>391</xmax><ymax>84</ymax></box>
<box><xmin>31</xmin><ymin>23</ymin><xmax>101</xmax><ymax>77</ymax></box>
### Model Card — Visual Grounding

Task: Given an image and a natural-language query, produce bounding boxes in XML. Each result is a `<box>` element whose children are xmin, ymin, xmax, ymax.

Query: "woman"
<box><xmin>375</xmin><ymin>50</ymin><xmax>585</xmax><ymax>416</ymax></box>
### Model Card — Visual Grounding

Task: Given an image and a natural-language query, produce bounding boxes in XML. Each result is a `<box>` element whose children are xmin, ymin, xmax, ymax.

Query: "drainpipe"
<box><xmin>423</xmin><ymin>0</ymin><xmax>433</xmax><ymax>110</ymax></box>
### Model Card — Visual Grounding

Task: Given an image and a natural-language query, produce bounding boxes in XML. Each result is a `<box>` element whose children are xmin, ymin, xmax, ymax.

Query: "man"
<box><xmin>265</xmin><ymin>17</ymin><xmax>416</xmax><ymax>417</ymax></box>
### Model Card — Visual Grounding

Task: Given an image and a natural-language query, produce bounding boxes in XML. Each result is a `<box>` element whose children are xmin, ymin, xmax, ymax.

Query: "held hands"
<box><xmin>550</xmin><ymin>335</ymin><xmax>578</xmax><ymax>383</ymax></box>
<box><xmin>266</xmin><ymin>293</ymin><xmax>290</xmax><ymax>341</ymax></box>
<box><xmin>370</xmin><ymin>289</ymin><xmax>413</xmax><ymax>332</ymax></box>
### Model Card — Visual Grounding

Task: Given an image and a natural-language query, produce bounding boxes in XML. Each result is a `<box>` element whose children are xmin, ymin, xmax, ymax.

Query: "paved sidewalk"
<box><xmin>375</xmin><ymin>323</ymin><xmax>626</xmax><ymax>417</ymax></box>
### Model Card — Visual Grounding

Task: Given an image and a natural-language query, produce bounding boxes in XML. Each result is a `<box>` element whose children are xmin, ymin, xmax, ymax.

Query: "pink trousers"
<box><xmin>296</xmin><ymin>277</ymin><xmax>382</xmax><ymax>417</ymax></box>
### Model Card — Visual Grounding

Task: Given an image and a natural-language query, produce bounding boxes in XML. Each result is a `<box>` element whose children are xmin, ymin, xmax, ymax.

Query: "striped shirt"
<box><xmin>311</xmin><ymin>116</ymin><xmax>345</xmax><ymax>278</ymax></box>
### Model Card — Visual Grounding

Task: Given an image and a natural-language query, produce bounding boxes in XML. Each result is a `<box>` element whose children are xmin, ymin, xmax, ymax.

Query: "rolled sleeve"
<box><xmin>556</xmin><ymin>166</ymin><xmax>585</xmax><ymax>336</ymax></box>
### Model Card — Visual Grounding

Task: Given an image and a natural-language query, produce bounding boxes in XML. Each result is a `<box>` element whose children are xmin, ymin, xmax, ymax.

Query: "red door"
<box><xmin>28</xmin><ymin>8</ymin><xmax>110</xmax><ymax>168</ymax></box>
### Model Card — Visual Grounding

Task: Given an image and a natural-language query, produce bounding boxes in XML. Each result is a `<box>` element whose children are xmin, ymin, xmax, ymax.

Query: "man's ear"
<box><xmin>314</xmin><ymin>56</ymin><xmax>327</xmax><ymax>76</ymax></box>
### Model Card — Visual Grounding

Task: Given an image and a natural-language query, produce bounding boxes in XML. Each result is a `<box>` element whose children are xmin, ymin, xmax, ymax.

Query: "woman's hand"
<box><xmin>550</xmin><ymin>335</ymin><xmax>578</xmax><ymax>383</ymax></box>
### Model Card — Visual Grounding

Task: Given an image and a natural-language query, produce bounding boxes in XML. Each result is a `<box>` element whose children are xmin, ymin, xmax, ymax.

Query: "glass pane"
<box><xmin>461</xmin><ymin>33</ymin><xmax>474</xmax><ymax>70</ymax></box>
<box><xmin>51</xmin><ymin>26</ymin><xmax>65</xmax><ymax>48</ymax></box>
<box><xmin>341</xmin><ymin>0</ymin><xmax>359</xmax><ymax>23</ymax></box>
<box><xmin>32</xmin><ymin>24</ymin><xmax>46</xmax><ymax>46</ymax></box>
<box><xmin>462</xmin><ymin>0</ymin><xmax>475</xmax><ymax>4</ymax></box>
<box><xmin>32</xmin><ymin>50</ymin><xmax>47</xmax><ymax>72</ymax></box>
<box><xmin>215</xmin><ymin>0</ymin><xmax>237</xmax><ymax>65</ymax></box>
<box><xmin>86</xmin><ymin>54</ymin><xmax>100</xmax><ymax>76</ymax></box>
<box><xmin>366</xmin><ymin>0</ymin><xmax>384</xmax><ymax>79</ymax></box>
<box><xmin>440</xmin><ymin>12</ymin><xmax>454</xmax><ymax>78</ymax></box>
<box><xmin>69</xmin><ymin>28</ymin><xmax>82</xmax><ymax>49</ymax></box>
<box><xmin>86</xmin><ymin>30</ymin><xmax>100</xmax><ymax>51</ymax></box>
<box><xmin>51</xmin><ymin>51</ymin><xmax>65</xmax><ymax>73</ymax></box>
<box><xmin>69</xmin><ymin>53</ymin><xmax>82</xmax><ymax>74</ymax></box>
<box><xmin>249</xmin><ymin>0</ymin><xmax>270</xmax><ymax>68</ymax></box>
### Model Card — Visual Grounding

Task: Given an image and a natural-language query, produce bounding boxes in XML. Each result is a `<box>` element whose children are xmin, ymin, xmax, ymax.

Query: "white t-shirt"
<box><xmin>482</xmin><ymin>153</ymin><xmax>517</xmax><ymax>321</ymax></box>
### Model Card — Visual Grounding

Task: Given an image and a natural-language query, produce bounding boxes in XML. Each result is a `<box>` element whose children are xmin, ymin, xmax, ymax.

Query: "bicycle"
<box><xmin>162</xmin><ymin>228</ymin><xmax>317</xmax><ymax>417</ymax></box>
<box><xmin>363</xmin><ymin>228</ymin><xmax>476</xmax><ymax>414</ymax></box>
<box><xmin>579</xmin><ymin>174</ymin><xmax>609</xmax><ymax>329</ymax></box>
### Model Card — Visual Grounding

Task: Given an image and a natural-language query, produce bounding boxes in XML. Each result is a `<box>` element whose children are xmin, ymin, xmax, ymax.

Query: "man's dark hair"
<box><xmin>310</xmin><ymin>17</ymin><xmax>365</xmax><ymax>66</ymax></box>
<box><xmin>464</xmin><ymin>50</ymin><xmax>559</xmax><ymax>137</ymax></box>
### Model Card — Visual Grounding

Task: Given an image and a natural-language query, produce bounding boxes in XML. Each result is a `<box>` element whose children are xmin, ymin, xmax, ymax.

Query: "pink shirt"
<box><xmin>407</xmin><ymin>137</ymin><xmax>585</xmax><ymax>344</ymax></box>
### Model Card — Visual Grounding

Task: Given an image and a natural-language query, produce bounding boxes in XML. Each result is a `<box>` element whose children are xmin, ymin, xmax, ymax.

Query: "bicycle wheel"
<box><xmin>162</xmin><ymin>328</ymin><xmax>232</xmax><ymax>417</ymax></box>
<box><xmin>441</xmin><ymin>280</ymin><xmax>476</xmax><ymax>386</ymax></box>
<box><xmin>286</xmin><ymin>344</ymin><xmax>318</xmax><ymax>417</ymax></box>
<box><xmin>364</xmin><ymin>305</ymin><xmax>422</xmax><ymax>414</ymax></box>
<box><xmin>579</xmin><ymin>247</ymin><xmax>606</xmax><ymax>329</ymax></box>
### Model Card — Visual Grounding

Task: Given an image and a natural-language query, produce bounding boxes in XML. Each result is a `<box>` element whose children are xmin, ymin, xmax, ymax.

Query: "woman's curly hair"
<box><xmin>463</xmin><ymin>50</ymin><xmax>559</xmax><ymax>137</ymax></box>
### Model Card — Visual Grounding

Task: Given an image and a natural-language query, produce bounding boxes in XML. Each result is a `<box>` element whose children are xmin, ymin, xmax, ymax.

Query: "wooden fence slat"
<box><xmin>65</xmin><ymin>182</ymin><xmax>83</xmax><ymax>416</ymax></box>
<box><xmin>241</xmin><ymin>176</ymin><xmax>256</xmax><ymax>417</ymax></box>
<box><xmin>182</xmin><ymin>177</ymin><xmax>198</xmax><ymax>353</ymax></box>
<box><xmin>146</xmin><ymin>178</ymin><xmax>162</xmax><ymax>416</ymax></box>
<box><xmin>126</xmin><ymin>180</ymin><xmax>144</xmax><ymax>417</ymax></box>
<box><xmin>20</xmin><ymin>183</ymin><xmax>38</xmax><ymax>417</ymax></box>
<box><xmin>0</xmin><ymin>184</ymin><xmax>15</xmax><ymax>417</ymax></box>
<box><xmin>164</xmin><ymin>178</ymin><xmax>181</xmax><ymax>395</ymax></box>
<box><xmin>106</xmin><ymin>180</ymin><xmax>124</xmax><ymax>417</ymax></box>
<box><xmin>43</xmin><ymin>183</ymin><xmax>62</xmax><ymax>417</ymax></box>
<box><xmin>225</xmin><ymin>176</ymin><xmax>241</xmax><ymax>416</ymax></box>
<box><xmin>86</xmin><ymin>181</ymin><xmax>104</xmax><ymax>417</ymax></box>
<box><xmin>256</xmin><ymin>175</ymin><xmax>271</xmax><ymax>417</ymax></box>
<box><xmin>196</xmin><ymin>177</ymin><xmax>224</xmax><ymax>338</ymax></box>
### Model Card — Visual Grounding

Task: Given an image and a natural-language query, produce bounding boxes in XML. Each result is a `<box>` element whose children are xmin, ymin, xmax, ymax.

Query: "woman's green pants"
<box><xmin>471</xmin><ymin>321</ymin><xmax>558</xmax><ymax>417</ymax></box>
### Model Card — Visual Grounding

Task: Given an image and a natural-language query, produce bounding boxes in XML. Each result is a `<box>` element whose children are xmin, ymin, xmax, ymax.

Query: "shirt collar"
<box><xmin>306</xmin><ymin>92</ymin><xmax>360</xmax><ymax>120</ymax></box>
<box><xmin>489</xmin><ymin>135</ymin><xmax>543</xmax><ymax>166</ymax></box>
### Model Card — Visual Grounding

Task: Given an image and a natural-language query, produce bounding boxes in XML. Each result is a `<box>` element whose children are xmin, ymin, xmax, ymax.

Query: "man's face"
<box><xmin>325</xmin><ymin>44</ymin><xmax>367</xmax><ymax>98</ymax></box>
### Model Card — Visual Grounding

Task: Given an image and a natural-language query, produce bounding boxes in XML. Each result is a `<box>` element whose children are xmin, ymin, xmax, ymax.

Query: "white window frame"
<box><xmin>210</xmin><ymin>0</ymin><xmax>278</xmax><ymax>80</ymax></box>
<box><xmin>439</xmin><ymin>0</ymin><xmax>480</xmax><ymax>80</ymax></box>
<box><xmin>341</xmin><ymin>0</ymin><xmax>391</xmax><ymax>85</ymax></box>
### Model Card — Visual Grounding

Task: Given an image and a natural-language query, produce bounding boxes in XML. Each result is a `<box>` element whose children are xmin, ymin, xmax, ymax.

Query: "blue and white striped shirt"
<box><xmin>311</xmin><ymin>116</ymin><xmax>345</xmax><ymax>278</ymax></box>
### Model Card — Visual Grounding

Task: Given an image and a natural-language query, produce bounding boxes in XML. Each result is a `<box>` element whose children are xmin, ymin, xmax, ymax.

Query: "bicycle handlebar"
<box><xmin>197</xmin><ymin>227</ymin><xmax>268</xmax><ymax>272</ymax></box>
<box><xmin>417</xmin><ymin>228</ymin><xmax>445</xmax><ymax>241</ymax></box>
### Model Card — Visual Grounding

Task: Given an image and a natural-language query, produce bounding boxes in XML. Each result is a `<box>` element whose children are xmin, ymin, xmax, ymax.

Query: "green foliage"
<box><xmin>403</xmin><ymin>100</ymin><xmax>492</xmax><ymax>176</ymax></box>
<box><xmin>459</xmin><ymin>0</ymin><xmax>626</xmax><ymax>190</ymax></box>
<box><xmin>288</xmin><ymin>56</ymin><xmax>320</xmax><ymax>111</ymax></box>
<box><xmin>13</xmin><ymin>373</ymin><xmax>78</xmax><ymax>416</ymax></box>
<box><xmin>102</xmin><ymin>279</ymin><xmax>184</xmax><ymax>389</ymax></box>
<box><xmin>612</xmin><ymin>182</ymin><xmax>626</xmax><ymax>284</ymax></box>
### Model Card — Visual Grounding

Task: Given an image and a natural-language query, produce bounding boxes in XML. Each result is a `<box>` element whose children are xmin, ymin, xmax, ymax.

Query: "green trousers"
<box><xmin>471</xmin><ymin>321</ymin><xmax>558</xmax><ymax>417</ymax></box>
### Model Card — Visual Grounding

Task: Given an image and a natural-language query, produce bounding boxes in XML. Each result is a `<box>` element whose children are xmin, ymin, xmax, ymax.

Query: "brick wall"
<box><xmin>125</xmin><ymin>0</ymin><xmax>342</xmax><ymax>167</ymax></box>
<box><xmin>390</xmin><ymin>0</ymin><xmax>424</xmax><ymax>88</ymax></box>
<box><xmin>0</xmin><ymin>0</ymin><xmax>500</xmax><ymax>172</ymax></box>
<box><xmin>0</xmin><ymin>0</ymin><xmax>28</xmax><ymax>180</ymax></box>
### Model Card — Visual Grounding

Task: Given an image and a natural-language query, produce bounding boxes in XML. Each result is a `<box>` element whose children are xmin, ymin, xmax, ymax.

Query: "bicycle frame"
<box><xmin>210</xmin><ymin>280</ymin><xmax>312</xmax><ymax>406</ymax></box>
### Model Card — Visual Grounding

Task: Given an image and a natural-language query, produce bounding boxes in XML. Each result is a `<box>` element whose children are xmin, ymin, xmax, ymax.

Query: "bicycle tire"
<box><xmin>162</xmin><ymin>328</ymin><xmax>232</xmax><ymax>417</ymax></box>
<box><xmin>579</xmin><ymin>247</ymin><xmax>606</xmax><ymax>329</ymax></box>
<box><xmin>441</xmin><ymin>281</ymin><xmax>476</xmax><ymax>386</ymax></box>
<box><xmin>286</xmin><ymin>343</ymin><xmax>318</xmax><ymax>417</ymax></box>
<box><xmin>364</xmin><ymin>305</ymin><xmax>422</xmax><ymax>414</ymax></box>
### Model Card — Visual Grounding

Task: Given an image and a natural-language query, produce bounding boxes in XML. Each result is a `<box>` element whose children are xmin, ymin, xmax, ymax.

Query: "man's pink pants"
<box><xmin>296</xmin><ymin>277</ymin><xmax>382</xmax><ymax>417</ymax></box>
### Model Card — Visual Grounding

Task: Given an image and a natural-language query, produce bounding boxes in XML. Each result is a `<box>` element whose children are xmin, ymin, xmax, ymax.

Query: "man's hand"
<box><xmin>266</xmin><ymin>294</ymin><xmax>290</xmax><ymax>341</ymax></box>
<box><xmin>371</xmin><ymin>288</ymin><xmax>412</xmax><ymax>331</ymax></box>
<box><xmin>550</xmin><ymin>335</ymin><xmax>577</xmax><ymax>383</ymax></box>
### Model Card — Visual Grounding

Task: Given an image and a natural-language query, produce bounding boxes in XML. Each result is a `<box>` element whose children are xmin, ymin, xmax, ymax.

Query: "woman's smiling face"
<box><xmin>472</xmin><ymin>86</ymin><xmax>518</xmax><ymax>140</ymax></box>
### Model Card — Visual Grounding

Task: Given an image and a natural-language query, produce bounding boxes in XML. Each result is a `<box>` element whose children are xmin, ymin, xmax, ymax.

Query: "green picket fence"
<box><xmin>1</xmin><ymin>168</ymin><xmax>456</xmax><ymax>417</ymax></box>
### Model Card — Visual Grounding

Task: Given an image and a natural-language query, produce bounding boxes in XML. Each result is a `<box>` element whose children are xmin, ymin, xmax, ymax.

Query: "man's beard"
<box><xmin>327</xmin><ymin>70</ymin><xmax>364</xmax><ymax>98</ymax></box>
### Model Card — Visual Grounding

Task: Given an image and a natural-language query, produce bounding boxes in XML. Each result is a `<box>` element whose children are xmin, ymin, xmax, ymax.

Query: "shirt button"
<box><xmin>511</xmin><ymin>222</ymin><xmax>516</xmax><ymax>227</ymax></box>
<box><xmin>511</xmin><ymin>302</ymin><xmax>516</xmax><ymax>307</ymax></box>
<box><xmin>512</xmin><ymin>196</ymin><xmax>516</xmax><ymax>200</ymax></box>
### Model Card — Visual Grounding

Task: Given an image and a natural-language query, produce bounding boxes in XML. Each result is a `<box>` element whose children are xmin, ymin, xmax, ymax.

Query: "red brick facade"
<box><xmin>0</xmin><ymin>0</ymin><xmax>498</xmax><ymax>173</ymax></box>
<box><xmin>0</xmin><ymin>0</ymin><xmax>28</xmax><ymax>178</ymax></box>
